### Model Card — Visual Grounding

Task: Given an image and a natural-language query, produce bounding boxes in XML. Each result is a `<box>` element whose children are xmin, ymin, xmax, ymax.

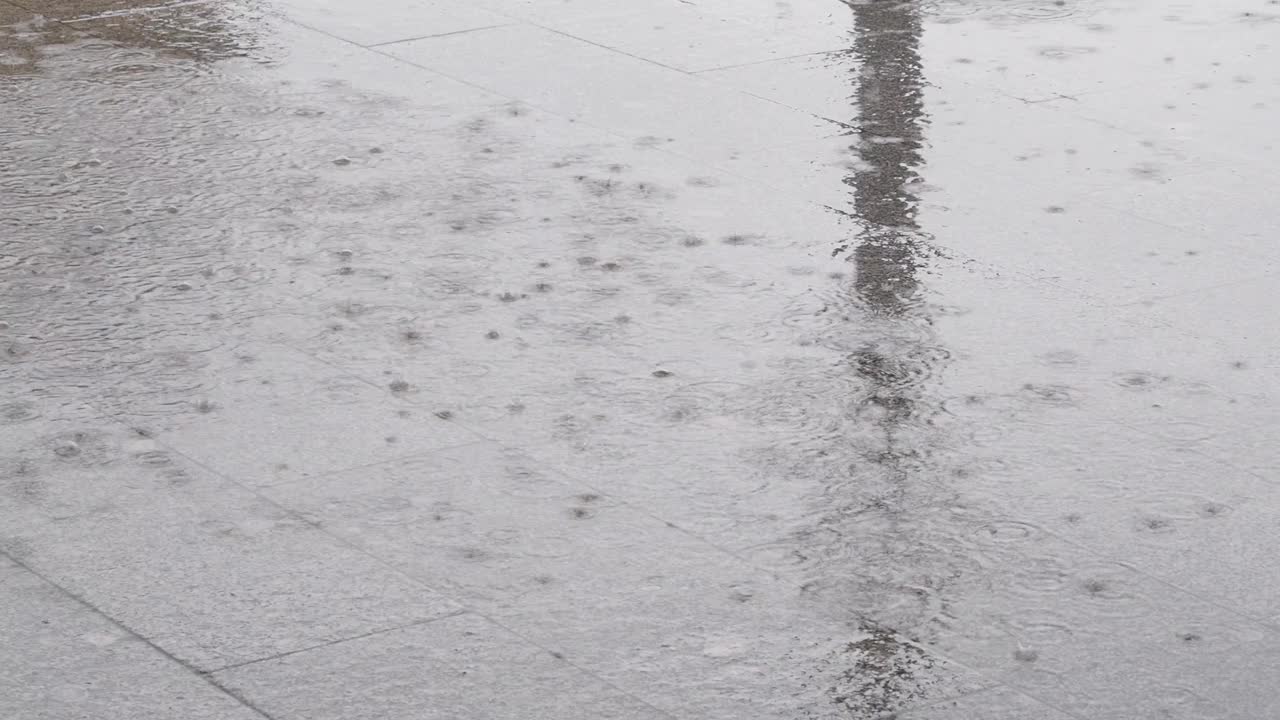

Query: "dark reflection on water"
<box><xmin>803</xmin><ymin>1</ymin><xmax>957</xmax><ymax>715</ymax></box>
<box><xmin>844</xmin><ymin>0</ymin><xmax>937</xmax><ymax>493</ymax></box>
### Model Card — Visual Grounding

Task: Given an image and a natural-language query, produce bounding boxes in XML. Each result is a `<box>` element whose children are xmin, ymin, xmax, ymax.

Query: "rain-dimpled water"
<box><xmin>3</xmin><ymin>0</ymin><xmax>1280</xmax><ymax>718</ymax></box>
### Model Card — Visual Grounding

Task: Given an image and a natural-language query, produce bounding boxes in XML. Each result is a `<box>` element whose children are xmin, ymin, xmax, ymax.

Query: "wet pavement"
<box><xmin>2</xmin><ymin>0</ymin><xmax>1279</xmax><ymax>717</ymax></box>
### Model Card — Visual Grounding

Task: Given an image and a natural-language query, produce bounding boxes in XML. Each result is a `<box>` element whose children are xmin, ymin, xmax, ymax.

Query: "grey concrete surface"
<box><xmin>3</xmin><ymin>0</ymin><xmax>1280</xmax><ymax>718</ymax></box>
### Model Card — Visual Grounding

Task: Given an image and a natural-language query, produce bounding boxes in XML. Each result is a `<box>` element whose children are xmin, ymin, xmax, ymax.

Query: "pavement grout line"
<box><xmin>0</xmin><ymin>548</ymin><xmax>280</xmax><ymax>720</ymax></box>
<box><xmin>536</xmin><ymin>24</ymin><xmax>693</xmax><ymax>74</ymax></box>
<box><xmin>365</xmin><ymin>23</ymin><xmax>518</xmax><ymax>48</ymax></box>
<box><xmin>202</xmin><ymin>610</ymin><xmax>471</xmax><ymax>675</ymax></box>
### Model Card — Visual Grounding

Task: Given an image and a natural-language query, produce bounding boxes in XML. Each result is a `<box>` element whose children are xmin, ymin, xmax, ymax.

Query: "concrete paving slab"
<box><xmin>552</xmin><ymin>4</ymin><xmax>852</xmax><ymax>73</ymax></box>
<box><xmin>0</xmin><ymin>559</ymin><xmax>265</xmax><ymax>720</ymax></box>
<box><xmin>0</xmin><ymin>407</ymin><xmax>462</xmax><ymax>670</ymax></box>
<box><xmin>264</xmin><ymin>442</ymin><xmax>990</xmax><ymax>719</ymax></box>
<box><xmin>271</xmin><ymin>0</ymin><xmax>511</xmax><ymax>48</ymax></box>
<box><xmin>214</xmin><ymin>612</ymin><xmax>672</xmax><ymax>720</ymax></box>
<box><xmin>381</xmin><ymin>23</ymin><xmax>841</xmax><ymax>162</ymax></box>
<box><xmin>6</xmin><ymin>0</ymin><xmax>1280</xmax><ymax>717</ymax></box>
<box><xmin>901</xmin><ymin>685</ymin><xmax>1076</xmax><ymax>719</ymax></box>
<box><xmin>89</xmin><ymin>343</ymin><xmax>480</xmax><ymax>488</ymax></box>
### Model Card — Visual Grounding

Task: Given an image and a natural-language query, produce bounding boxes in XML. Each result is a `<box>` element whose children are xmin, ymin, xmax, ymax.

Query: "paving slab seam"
<box><xmin>199</xmin><ymin>610</ymin><xmax>471</xmax><ymax>675</ymax></box>
<box><xmin>0</xmin><ymin>548</ymin><xmax>280</xmax><ymax>720</ymax></box>
<box><xmin>90</xmin><ymin>414</ymin><xmax>679</xmax><ymax>719</ymax></box>
<box><xmin>364</xmin><ymin>23</ymin><xmax>519</xmax><ymax>48</ymax></box>
<box><xmin>537</xmin><ymin>23</ymin><xmax>865</xmax><ymax>131</ymax></box>
<box><xmin>536</xmin><ymin>24</ymin><xmax>702</xmax><ymax>75</ymax></box>
<box><xmin>360</xmin><ymin>29</ymin><xmax>863</xmax><ymax>168</ymax></box>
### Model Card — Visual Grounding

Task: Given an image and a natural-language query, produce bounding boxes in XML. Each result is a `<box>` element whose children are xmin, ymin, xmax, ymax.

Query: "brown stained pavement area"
<box><xmin>3</xmin><ymin>0</ymin><xmax>1280</xmax><ymax>718</ymax></box>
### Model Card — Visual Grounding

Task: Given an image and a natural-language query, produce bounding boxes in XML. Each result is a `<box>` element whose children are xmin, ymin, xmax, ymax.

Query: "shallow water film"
<box><xmin>3</xmin><ymin>0</ymin><xmax>1280</xmax><ymax>718</ymax></box>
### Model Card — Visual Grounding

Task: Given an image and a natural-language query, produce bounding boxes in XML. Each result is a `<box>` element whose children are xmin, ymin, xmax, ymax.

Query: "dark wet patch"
<box><xmin>1082</xmin><ymin>578</ymin><xmax>1109</xmax><ymax>595</ymax></box>
<box><xmin>823</xmin><ymin>628</ymin><xmax>940</xmax><ymax>717</ymax></box>
<box><xmin>1021</xmin><ymin>383</ymin><xmax>1077</xmax><ymax>405</ymax></box>
<box><xmin>458</xmin><ymin>547</ymin><xmax>488</xmax><ymax>562</ymax></box>
<box><xmin>1199</xmin><ymin>502</ymin><xmax>1230</xmax><ymax>518</ymax></box>
<box><xmin>1140</xmin><ymin>516</ymin><xmax>1174</xmax><ymax>532</ymax></box>
<box><xmin>575</xmin><ymin>176</ymin><xmax>621</xmax><ymax>197</ymax></box>
<box><xmin>1013</xmin><ymin>647</ymin><xmax>1039</xmax><ymax>662</ymax></box>
<box><xmin>1113</xmin><ymin>371</ymin><xmax>1167</xmax><ymax>390</ymax></box>
<box><xmin>681</xmin><ymin>236</ymin><xmax>705</xmax><ymax>247</ymax></box>
<box><xmin>1130</xmin><ymin>162</ymin><xmax>1164</xmax><ymax>181</ymax></box>
<box><xmin>194</xmin><ymin>399</ymin><xmax>217</xmax><ymax>414</ymax></box>
<box><xmin>569</xmin><ymin>507</ymin><xmax>594</xmax><ymax>519</ymax></box>
<box><xmin>388</xmin><ymin>380</ymin><xmax>410</xmax><ymax>393</ymax></box>
<box><xmin>0</xmin><ymin>402</ymin><xmax>40</xmax><ymax>425</ymax></box>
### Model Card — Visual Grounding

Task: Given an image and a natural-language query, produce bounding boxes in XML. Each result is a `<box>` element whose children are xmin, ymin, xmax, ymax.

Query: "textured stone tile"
<box><xmin>902</xmin><ymin>686</ymin><xmax>1075</xmax><ymax>720</ymax></box>
<box><xmin>0</xmin><ymin>559</ymin><xmax>262</xmax><ymax>720</ymax></box>
<box><xmin>0</xmin><ymin>407</ymin><xmax>461</xmax><ymax>670</ymax></box>
<box><xmin>264</xmin><ymin>442</ymin><xmax>987</xmax><ymax>720</ymax></box>
<box><xmin>215</xmin><ymin>613</ymin><xmax>670</xmax><ymax>720</ymax></box>
<box><xmin>552</xmin><ymin>4</ymin><xmax>850</xmax><ymax>72</ymax></box>
<box><xmin>272</xmin><ymin>0</ymin><xmax>511</xmax><ymax>47</ymax></box>
<box><xmin>89</xmin><ymin>343</ymin><xmax>479</xmax><ymax>488</ymax></box>
<box><xmin>381</xmin><ymin>24</ymin><xmax>839</xmax><ymax>162</ymax></box>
